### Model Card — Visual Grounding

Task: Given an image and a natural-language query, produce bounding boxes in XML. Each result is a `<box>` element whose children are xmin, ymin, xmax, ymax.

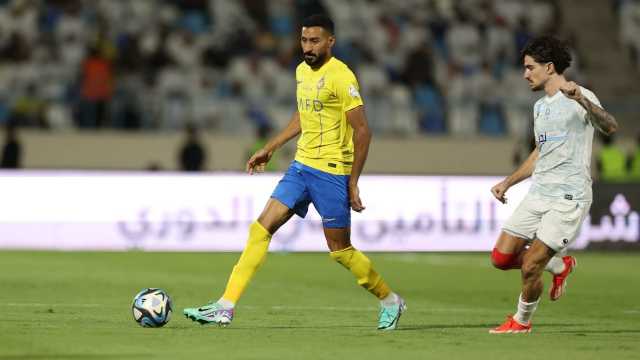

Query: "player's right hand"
<box><xmin>246</xmin><ymin>148</ymin><xmax>272</xmax><ymax>175</ymax></box>
<box><xmin>349</xmin><ymin>183</ymin><xmax>365</xmax><ymax>212</ymax></box>
<box><xmin>491</xmin><ymin>181</ymin><xmax>509</xmax><ymax>204</ymax></box>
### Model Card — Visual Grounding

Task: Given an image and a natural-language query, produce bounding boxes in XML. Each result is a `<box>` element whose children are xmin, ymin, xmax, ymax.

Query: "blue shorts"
<box><xmin>271</xmin><ymin>161</ymin><xmax>350</xmax><ymax>228</ymax></box>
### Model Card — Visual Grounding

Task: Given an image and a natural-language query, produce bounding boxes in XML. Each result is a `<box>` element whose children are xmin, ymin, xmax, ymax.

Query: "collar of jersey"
<box><xmin>543</xmin><ymin>90</ymin><xmax>564</xmax><ymax>104</ymax></box>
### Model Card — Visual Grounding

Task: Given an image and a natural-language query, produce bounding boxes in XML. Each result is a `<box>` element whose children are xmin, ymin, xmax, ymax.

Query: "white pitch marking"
<box><xmin>622</xmin><ymin>310</ymin><xmax>640</xmax><ymax>314</ymax></box>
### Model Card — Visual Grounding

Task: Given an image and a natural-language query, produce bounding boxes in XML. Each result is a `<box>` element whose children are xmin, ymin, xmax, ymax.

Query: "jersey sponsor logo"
<box><xmin>348</xmin><ymin>84</ymin><xmax>360</xmax><ymax>98</ymax></box>
<box><xmin>537</xmin><ymin>131</ymin><xmax>567</xmax><ymax>148</ymax></box>
<box><xmin>297</xmin><ymin>98</ymin><xmax>324</xmax><ymax>112</ymax></box>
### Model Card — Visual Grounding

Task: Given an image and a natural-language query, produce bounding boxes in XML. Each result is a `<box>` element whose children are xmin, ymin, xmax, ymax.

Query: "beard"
<box><xmin>528</xmin><ymin>78</ymin><xmax>546</xmax><ymax>92</ymax></box>
<box><xmin>529</xmin><ymin>83</ymin><xmax>544</xmax><ymax>92</ymax></box>
<box><xmin>303</xmin><ymin>52</ymin><xmax>326</xmax><ymax>67</ymax></box>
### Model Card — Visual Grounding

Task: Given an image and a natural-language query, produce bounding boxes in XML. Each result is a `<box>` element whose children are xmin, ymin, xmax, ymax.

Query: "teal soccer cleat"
<box><xmin>183</xmin><ymin>301</ymin><xmax>234</xmax><ymax>326</ymax></box>
<box><xmin>377</xmin><ymin>296</ymin><xmax>406</xmax><ymax>330</ymax></box>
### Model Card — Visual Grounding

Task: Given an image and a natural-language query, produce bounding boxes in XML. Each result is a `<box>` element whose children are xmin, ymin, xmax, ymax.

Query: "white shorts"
<box><xmin>502</xmin><ymin>193</ymin><xmax>591</xmax><ymax>252</ymax></box>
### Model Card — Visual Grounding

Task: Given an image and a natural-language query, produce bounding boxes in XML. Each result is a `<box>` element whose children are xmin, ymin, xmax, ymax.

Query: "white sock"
<box><xmin>381</xmin><ymin>292</ymin><xmax>399</xmax><ymax>306</ymax></box>
<box><xmin>544</xmin><ymin>256</ymin><xmax>566</xmax><ymax>275</ymax></box>
<box><xmin>514</xmin><ymin>293</ymin><xmax>539</xmax><ymax>324</ymax></box>
<box><xmin>218</xmin><ymin>298</ymin><xmax>235</xmax><ymax>308</ymax></box>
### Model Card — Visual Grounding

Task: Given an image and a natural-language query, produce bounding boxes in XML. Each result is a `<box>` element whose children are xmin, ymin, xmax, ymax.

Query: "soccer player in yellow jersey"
<box><xmin>183</xmin><ymin>14</ymin><xmax>406</xmax><ymax>330</ymax></box>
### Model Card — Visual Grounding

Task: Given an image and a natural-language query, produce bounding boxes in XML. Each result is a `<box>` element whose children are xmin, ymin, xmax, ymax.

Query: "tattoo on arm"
<box><xmin>578</xmin><ymin>97</ymin><xmax>618</xmax><ymax>135</ymax></box>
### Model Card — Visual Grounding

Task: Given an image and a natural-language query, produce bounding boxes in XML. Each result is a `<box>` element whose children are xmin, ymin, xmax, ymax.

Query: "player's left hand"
<box><xmin>349</xmin><ymin>183</ymin><xmax>365</xmax><ymax>212</ymax></box>
<box><xmin>559</xmin><ymin>81</ymin><xmax>583</xmax><ymax>101</ymax></box>
<box><xmin>491</xmin><ymin>181</ymin><xmax>509</xmax><ymax>204</ymax></box>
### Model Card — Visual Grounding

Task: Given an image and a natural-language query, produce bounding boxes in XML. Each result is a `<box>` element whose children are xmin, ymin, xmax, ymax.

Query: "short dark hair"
<box><xmin>301</xmin><ymin>14</ymin><xmax>335</xmax><ymax>35</ymax></box>
<box><xmin>521</xmin><ymin>36</ymin><xmax>572</xmax><ymax>74</ymax></box>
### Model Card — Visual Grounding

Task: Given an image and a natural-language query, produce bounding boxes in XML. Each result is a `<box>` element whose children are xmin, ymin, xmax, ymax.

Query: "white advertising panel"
<box><xmin>0</xmin><ymin>171</ymin><xmax>636</xmax><ymax>251</ymax></box>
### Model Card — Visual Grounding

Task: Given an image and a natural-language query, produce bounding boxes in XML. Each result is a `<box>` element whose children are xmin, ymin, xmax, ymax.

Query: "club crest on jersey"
<box><xmin>538</xmin><ymin>133</ymin><xmax>547</xmax><ymax>144</ymax></box>
<box><xmin>348</xmin><ymin>84</ymin><xmax>360</xmax><ymax>98</ymax></box>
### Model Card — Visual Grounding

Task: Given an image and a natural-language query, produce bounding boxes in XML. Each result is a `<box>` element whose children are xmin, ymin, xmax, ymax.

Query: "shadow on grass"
<box><xmin>398</xmin><ymin>323</ymin><xmax>493</xmax><ymax>331</ymax></box>
<box><xmin>220</xmin><ymin>325</ymin><xmax>372</xmax><ymax>330</ymax></box>
<box><xmin>545</xmin><ymin>329</ymin><xmax>640</xmax><ymax>335</ymax></box>
<box><xmin>397</xmin><ymin>322</ymin><xmax>585</xmax><ymax>331</ymax></box>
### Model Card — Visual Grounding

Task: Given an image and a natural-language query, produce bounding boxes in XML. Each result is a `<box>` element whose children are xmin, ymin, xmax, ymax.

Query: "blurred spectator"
<box><xmin>178</xmin><ymin>123</ymin><xmax>207</xmax><ymax>172</ymax></box>
<box><xmin>446</xmin><ymin>9</ymin><xmax>481</xmax><ymax>74</ymax></box>
<box><xmin>628</xmin><ymin>133</ymin><xmax>640</xmax><ymax>181</ymax></box>
<box><xmin>10</xmin><ymin>83</ymin><xmax>47</xmax><ymax>128</ymax></box>
<box><xmin>76</xmin><ymin>46</ymin><xmax>114</xmax><ymax>128</ymax></box>
<box><xmin>1</xmin><ymin>122</ymin><xmax>21</xmax><ymax>169</ymax></box>
<box><xmin>619</xmin><ymin>0</ymin><xmax>640</xmax><ymax>71</ymax></box>
<box><xmin>55</xmin><ymin>0</ymin><xmax>87</xmax><ymax>69</ymax></box>
<box><xmin>597</xmin><ymin>134</ymin><xmax>627</xmax><ymax>182</ymax></box>
<box><xmin>528</xmin><ymin>0</ymin><xmax>558</xmax><ymax>34</ymax></box>
<box><xmin>493</xmin><ymin>0</ymin><xmax>525</xmax><ymax>28</ymax></box>
<box><xmin>447</xmin><ymin>64</ymin><xmax>478</xmax><ymax>135</ymax></box>
<box><xmin>1</xmin><ymin>32</ymin><xmax>31</xmax><ymax>62</ymax></box>
<box><xmin>166</xmin><ymin>28</ymin><xmax>204</xmax><ymax>69</ymax></box>
<box><xmin>485</xmin><ymin>17</ymin><xmax>515</xmax><ymax>68</ymax></box>
<box><xmin>403</xmin><ymin>44</ymin><xmax>436</xmax><ymax>88</ymax></box>
<box><xmin>414</xmin><ymin>82</ymin><xmax>446</xmax><ymax>133</ymax></box>
<box><xmin>513</xmin><ymin>17</ymin><xmax>533</xmax><ymax>58</ymax></box>
<box><xmin>357</xmin><ymin>51</ymin><xmax>390</xmax><ymax>133</ymax></box>
<box><xmin>111</xmin><ymin>74</ymin><xmax>144</xmax><ymax>129</ymax></box>
<box><xmin>0</xmin><ymin>0</ymin><xmax>38</xmax><ymax>46</ymax></box>
<box><xmin>475</xmin><ymin>62</ymin><xmax>506</xmax><ymax>136</ymax></box>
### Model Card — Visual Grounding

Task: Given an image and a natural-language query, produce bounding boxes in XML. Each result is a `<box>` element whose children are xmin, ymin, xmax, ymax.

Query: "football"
<box><xmin>131</xmin><ymin>288</ymin><xmax>173</xmax><ymax>327</ymax></box>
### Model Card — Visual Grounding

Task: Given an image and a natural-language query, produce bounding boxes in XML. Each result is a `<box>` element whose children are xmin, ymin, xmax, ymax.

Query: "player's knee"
<box><xmin>491</xmin><ymin>248</ymin><xmax>516</xmax><ymax>270</ymax></box>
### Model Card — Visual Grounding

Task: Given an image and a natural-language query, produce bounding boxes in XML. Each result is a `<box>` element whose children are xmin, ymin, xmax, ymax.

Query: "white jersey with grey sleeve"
<box><xmin>529</xmin><ymin>86</ymin><xmax>601</xmax><ymax>201</ymax></box>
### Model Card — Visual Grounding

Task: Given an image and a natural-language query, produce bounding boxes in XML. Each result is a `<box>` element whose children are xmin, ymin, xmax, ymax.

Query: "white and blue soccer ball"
<box><xmin>132</xmin><ymin>288</ymin><xmax>173</xmax><ymax>327</ymax></box>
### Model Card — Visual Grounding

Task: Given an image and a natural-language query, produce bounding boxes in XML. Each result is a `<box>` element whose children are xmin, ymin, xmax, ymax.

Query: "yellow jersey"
<box><xmin>294</xmin><ymin>57</ymin><xmax>364</xmax><ymax>175</ymax></box>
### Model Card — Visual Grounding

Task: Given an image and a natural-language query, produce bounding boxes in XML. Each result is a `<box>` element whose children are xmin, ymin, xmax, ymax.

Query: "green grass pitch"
<box><xmin>0</xmin><ymin>251</ymin><xmax>638</xmax><ymax>359</ymax></box>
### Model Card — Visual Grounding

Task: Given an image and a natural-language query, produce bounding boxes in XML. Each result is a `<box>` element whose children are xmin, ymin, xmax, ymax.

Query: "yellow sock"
<box><xmin>330</xmin><ymin>246</ymin><xmax>391</xmax><ymax>300</ymax></box>
<box><xmin>221</xmin><ymin>221</ymin><xmax>272</xmax><ymax>304</ymax></box>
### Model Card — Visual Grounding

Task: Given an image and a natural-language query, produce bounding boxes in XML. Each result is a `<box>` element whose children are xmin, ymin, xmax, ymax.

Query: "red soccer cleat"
<box><xmin>489</xmin><ymin>315</ymin><xmax>532</xmax><ymax>334</ymax></box>
<box><xmin>550</xmin><ymin>256</ymin><xmax>577</xmax><ymax>301</ymax></box>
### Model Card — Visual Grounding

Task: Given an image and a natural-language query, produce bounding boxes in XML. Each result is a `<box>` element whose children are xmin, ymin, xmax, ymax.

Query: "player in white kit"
<box><xmin>488</xmin><ymin>36</ymin><xmax>618</xmax><ymax>333</ymax></box>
